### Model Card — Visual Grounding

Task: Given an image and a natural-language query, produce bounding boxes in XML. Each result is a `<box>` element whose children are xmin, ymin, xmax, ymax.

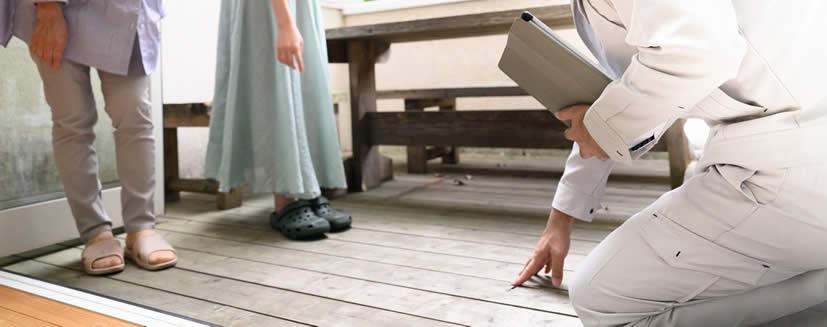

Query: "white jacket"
<box><xmin>554</xmin><ymin>0</ymin><xmax>827</xmax><ymax>221</ymax></box>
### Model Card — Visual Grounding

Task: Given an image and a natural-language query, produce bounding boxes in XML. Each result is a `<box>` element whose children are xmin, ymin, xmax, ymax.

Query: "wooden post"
<box><xmin>665</xmin><ymin>119</ymin><xmax>692</xmax><ymax>189</ymax></box>
<box><xmin>437</xmin><ymin>98</ymin><xmax>460</xmax><ymax>165</ymax></box>
<box><xmin>404</xmin><ymin>99</ymin><xmax>428</xmax><ymax>174</ymax></box>
<box><xmin>347</xmin><ymin>40</ymin><xmax>389</xmax><ymax>192</ymax></box>
<box><xmin>163</xmin><ymin>128</ymin><xmax>180</xmax><ymax>202</ymax></box>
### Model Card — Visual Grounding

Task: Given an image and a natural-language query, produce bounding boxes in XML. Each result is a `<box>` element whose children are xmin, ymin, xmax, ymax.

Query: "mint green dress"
<box><xmin>205</xmin><ymin>0</ymin><xmax>347</xmax><ymax>199</ymax></box>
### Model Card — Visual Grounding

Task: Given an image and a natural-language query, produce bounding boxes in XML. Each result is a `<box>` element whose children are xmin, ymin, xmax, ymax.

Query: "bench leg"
<box><xmin>163</xmin><ymin>128</ymin><xmax>181</xmax><ymax>202</ymax></box>
<box><xmin>438</xmin><ymin>98</ymin><xmax>460</xmax><ymax>165</ymax></box>
<box><xmin>216</xmin><ymin>188</ymin><xmax>242</xmax><ymax>210</ymax></box>
<box><xmin>665</xmin><ymin>119</ymin><xmax>692</xmax><ymax>189</ymax></box>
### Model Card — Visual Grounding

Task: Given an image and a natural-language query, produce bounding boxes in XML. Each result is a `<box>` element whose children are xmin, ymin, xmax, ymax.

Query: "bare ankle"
<box><xmin>274</xmin><ymin>194</ymin><xmax>296</xmax><ymax>213</ymax></box>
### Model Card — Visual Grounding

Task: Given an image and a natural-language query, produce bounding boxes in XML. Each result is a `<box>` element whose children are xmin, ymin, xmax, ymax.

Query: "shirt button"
<box><xmin>139</xmin><ymin>24</ymin><xmax>146</xmax><ymax>30</ymax></box>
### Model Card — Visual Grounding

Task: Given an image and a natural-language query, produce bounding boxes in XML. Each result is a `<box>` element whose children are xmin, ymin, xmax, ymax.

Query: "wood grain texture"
<box><xmin>0</xmin><ymin>306</ymin><xmax>56</xmax><ymax>327</ymax></box>
<box><xmin>0</xmin><ymin>286</ymin><xmax>137</xmax><ymax>327</ymax></box>
<box><xmin>138</xmin><ymin>226</ymin><xmax>581</xmax><ymax>319</ymax></box>
<box><xmin>35</xmin><ymin>249</ymin><xmax>465</xmax><ymax>327</ymax></box>
<box><xmin>5</xmin><ymin>261</ymin><xmax>305</xmax><ymax>327</ymax></box>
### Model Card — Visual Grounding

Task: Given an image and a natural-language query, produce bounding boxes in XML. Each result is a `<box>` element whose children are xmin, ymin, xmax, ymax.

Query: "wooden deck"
<box><xmin>2</xmin><ymin>173</ymin><xmax>668</xmax><ymax>326</ymax></box>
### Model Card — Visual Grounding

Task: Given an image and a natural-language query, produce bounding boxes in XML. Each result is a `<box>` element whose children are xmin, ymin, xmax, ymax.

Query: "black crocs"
<box><xmin>271</xmin><ymin>200</ymin><xmax>331</xmax><ymax>240</ymax></box>
<box><xmin>310</xmin><ymin>196</ymin><xmax>352</xmax><ymax>232</ymax></box>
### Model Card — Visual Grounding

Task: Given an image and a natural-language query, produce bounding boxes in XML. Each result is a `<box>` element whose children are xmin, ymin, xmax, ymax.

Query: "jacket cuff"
<box><xmin>583</xmin><ymin>108</ymin><xmax>633</xmax><ymax>163</ymax></box>
<box><xmin>552</xmin><ymin>181</ymin><xmax>603</xmax><ymax>222</ymax></box>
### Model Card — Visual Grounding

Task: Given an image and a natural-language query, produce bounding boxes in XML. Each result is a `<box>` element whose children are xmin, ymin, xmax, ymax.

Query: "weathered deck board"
<box><xmin>31</xmin><ymin>249</ymin><xmax>463</xmax><ymax>327</ymax></box>
<box><xmin>161</xmin><ymin>201</ymin><xmax>603</xmax><ymax>256</ymax></box>
<box><xmin>152</xmin><ymin>218</ymin><xmax>580</xmax><ymax>284</ymax></box>
<box><xmin>6</xmin><ymin>173</ymin><xmax>671</xmax><ymax>326</ymax></box>
<box><xmin>123</xmin><ymin>230</ymin><xmax>578</xmax><ymax>316</ymax></box>
<box><xmin>4</xmin><ymin>261</ymin><xmax>304</xmax><ymax>327</ymax></box>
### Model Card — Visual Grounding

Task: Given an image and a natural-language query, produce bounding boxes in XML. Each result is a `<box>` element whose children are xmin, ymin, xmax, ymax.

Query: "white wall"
<box><xmin>161</xmin><ymin>0</ymin><xmax>221</xmax><ymax>104</ymax></box>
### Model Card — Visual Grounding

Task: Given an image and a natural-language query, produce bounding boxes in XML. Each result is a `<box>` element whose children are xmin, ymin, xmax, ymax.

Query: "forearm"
<box><xmin>270</xmin><ymin>0</ymin><xmax>295</xmax><ymax>28</ymax></box>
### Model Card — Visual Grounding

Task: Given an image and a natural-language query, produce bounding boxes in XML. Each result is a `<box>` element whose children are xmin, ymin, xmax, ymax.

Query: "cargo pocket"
<box><xmin>642</xmin><ymin>213</ymin><xmax>771</xmax><ymax>302</ymax></box>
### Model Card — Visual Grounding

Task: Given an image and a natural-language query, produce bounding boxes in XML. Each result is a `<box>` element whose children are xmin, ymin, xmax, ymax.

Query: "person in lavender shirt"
<box><xmin>1</xmin><ymin>0</ymin><xmax>177</xmax><ymax>275</ymax></box>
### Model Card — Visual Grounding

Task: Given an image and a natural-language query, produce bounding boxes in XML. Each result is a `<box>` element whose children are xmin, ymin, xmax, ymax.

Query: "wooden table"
<box><xmin>325</xmin><ymin>5</ymin><xmax>691</xmax><ymax>192</ymax></box>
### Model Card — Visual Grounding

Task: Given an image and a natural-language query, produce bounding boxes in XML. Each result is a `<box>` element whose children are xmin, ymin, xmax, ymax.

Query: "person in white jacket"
<box><xmin>513</xmin><ymin>1</ymin><xmax>827</xmax><ymax>326</ymax></box>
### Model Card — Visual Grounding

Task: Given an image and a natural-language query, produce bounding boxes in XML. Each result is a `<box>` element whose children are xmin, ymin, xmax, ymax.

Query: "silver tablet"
<box><xmin>499</xmin><ymin>12</ymin><xmax>611</xmax><ymax>117</ymax></box>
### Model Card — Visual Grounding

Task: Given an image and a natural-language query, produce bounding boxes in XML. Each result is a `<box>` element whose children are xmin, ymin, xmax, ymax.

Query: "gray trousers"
<box><xmin>32</xmin><ymin>46</ymin><xmax>155</xmax><ymax>242</ymax></box>
<box><xmin>570</xmin><ymin>163</ymin><xmax>827</xmax><ymax>326</ymax></box>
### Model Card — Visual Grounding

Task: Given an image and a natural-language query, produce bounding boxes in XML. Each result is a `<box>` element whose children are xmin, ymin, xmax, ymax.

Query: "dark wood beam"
<box><xmin>326</xmin><ymin>5</ymin><xmax>573</xmax><ymax>45</ymax></box>
<box><xmin>378</xmin><ymin>87</ymin><xmax>528</xmax><ymax>100</ymax></box>
<box><xmin>367</xmin><ymin>110</ymin><xmax>570</xmax><ymax>148</ymax></box>
<box><xmin>163</xmin><ymin>103</ymin><xmax>210</xmax><ymax>128</ymax></box>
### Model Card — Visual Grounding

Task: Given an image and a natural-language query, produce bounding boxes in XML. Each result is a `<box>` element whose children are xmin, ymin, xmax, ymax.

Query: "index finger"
<box><xmin>512</xmin><ymin>256</ymin><xmax>545</xmax><ymax>286</ymax></box>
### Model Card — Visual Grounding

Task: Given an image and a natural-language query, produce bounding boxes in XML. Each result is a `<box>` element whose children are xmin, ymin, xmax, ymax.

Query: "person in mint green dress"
<box><xmin>206</xmin><ymin>0</ymin><xmax>351</xmax><ymax>239</ymax></box>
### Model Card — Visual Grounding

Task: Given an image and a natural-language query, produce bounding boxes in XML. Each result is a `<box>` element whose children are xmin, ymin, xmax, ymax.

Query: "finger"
<box><xmin>53</xmin><ymin>46</ymin><xmax>63</xmax><ymax>69</ymax></box>
<box><xmin>550</xmin><ymin>251</ymin><xmax>566</xmax><ymax>288</ymax></box>
<box><xmin>513</xmin><ymin>256</ymin><xmax>545</xmax><ymax>286</ymax></box>
<box><xmin>31</xmin><ymin>39</ymin><xmax>43</xmax><ymax>62</ymax></box>
<box><xmin>49</xmin><ymin>43</ymin><xmax>60</xmax><ymax>68</ymax></box>
<box><xmin>518</xmin><ymin>257</ymin><xmax>533</xmax><ymax>277</ymax></box>
<box><xmin>555</xmin><ymin>107</ymin><xmax>575</xmax><ymax>120</ymax></box>
<box><xmin>544</xmin><ymin>262</ymin><xmax>551</xmax><ymax>274</ymax></box>
<box><xmin>563</xmin><ymin>128</ymin><xmax>576</xmax><ymax>141</ymax></box>
<box><xmin>295</xmin><ymin>51</ymin><xmax>304</xmax><ymax>73</ymax></box>
<box><xmin>42</xmin><ymin>44</ymin><xmax>55</xmax><ymax>69</ymax></box>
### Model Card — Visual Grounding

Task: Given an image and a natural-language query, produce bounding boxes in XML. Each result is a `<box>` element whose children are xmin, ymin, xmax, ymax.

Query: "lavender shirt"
<box><xmin>2</xmin><ymin>0</ymin><xmax>164</xmax><ymax>76</ymax></box>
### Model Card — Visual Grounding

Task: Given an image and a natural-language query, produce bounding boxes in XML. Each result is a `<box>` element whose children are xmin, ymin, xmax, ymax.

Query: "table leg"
<box><xmin>347</xmin><ymin>40</ymin><xmax>389</xmax><ymax>192</ymax></box>
<box><xmin>665</xmin><ymin>119</ymin><xmax>692</xmax><ymax>189</ymax></box>
<box><xmin>163</xmin><ymin>128</ymin><xmax>180</xmax><ymax>202</ymax></box>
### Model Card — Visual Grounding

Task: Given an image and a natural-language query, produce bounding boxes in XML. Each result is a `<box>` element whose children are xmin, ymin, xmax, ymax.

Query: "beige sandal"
<box><xmin>81</xmin><ymin>239</ymin><xmax>125</xmax><ymax>276</ymax></box>
<box><xmin>125</xmin><ymin>233</ymin><xmax>177</xmax><ymax>271</ymax></box>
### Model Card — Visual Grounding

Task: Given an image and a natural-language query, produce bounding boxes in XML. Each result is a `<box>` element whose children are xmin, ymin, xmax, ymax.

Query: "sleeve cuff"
<box><xmin>552</xmin><ymin>181</ymin><xmax>603</xmax><ymax>222</ymax></box>
<box><xmin>583</xmin><ymin>108</ymin><xmax>634</xmax><ymax>164</ymax></box>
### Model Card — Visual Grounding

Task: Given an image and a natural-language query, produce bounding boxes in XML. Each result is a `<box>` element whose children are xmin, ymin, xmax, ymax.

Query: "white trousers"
<box><xmin>570</xmin><ymin>163</ymin><xmax>827</xmax><ymax>326</ymax></box>
<box><xmin>32</xmin><ymin>42</ymin><xmax>156</xmax><ymax>242</ymax></box>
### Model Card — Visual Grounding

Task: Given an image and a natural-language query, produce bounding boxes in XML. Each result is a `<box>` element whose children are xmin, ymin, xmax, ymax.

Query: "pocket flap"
<box><xmin>642</xmin><ymin>214</ymin><xmax>769</xmax><ymax>286</ymax></box>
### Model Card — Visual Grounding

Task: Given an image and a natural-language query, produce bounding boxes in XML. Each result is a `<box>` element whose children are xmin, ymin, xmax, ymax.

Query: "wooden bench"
<box><xmin>163</xmin><ymin>103</ymin><xmax>243</xmax><ymax>210</ymax></box>
<box><xmin>162</xmin><ymin>102</ymin><xmax>394</xmax><ymax>210</ymax></box>
<box><xmin>374</xmin><ymin>86</ymin><xmax>691</xmax><ymax>188</ymax></box>
<box><xmin>376</xmin><ymin>86</ymin><xmax>528</xmax><ymax>174</ymax></box>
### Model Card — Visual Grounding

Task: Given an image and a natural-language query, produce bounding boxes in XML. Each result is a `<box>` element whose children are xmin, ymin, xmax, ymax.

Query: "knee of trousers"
<box><xmin>52</xmin><ymin>114</ymin><xmax>98</xmax><ymax>141</ymax></box>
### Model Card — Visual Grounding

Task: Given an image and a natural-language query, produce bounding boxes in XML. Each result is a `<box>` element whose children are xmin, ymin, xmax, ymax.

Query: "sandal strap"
<box><xmin>134</xmin><ymin>233</ymin><xmax>176</xmax><ymax>260</ymax></box>
<box><xmin>82</xmin><ymin>239</ymin><xmax>123</xmax><ymax>263</ymax></box>
<box><xmin>312</xmin><ymin>196</ymin><xmax>330</xmax><ymax>207</ymax></box>
<box><xmin>277</xmin><ymin>200</ymin><xmax>314</xmax><ymax>222</ymax></box>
